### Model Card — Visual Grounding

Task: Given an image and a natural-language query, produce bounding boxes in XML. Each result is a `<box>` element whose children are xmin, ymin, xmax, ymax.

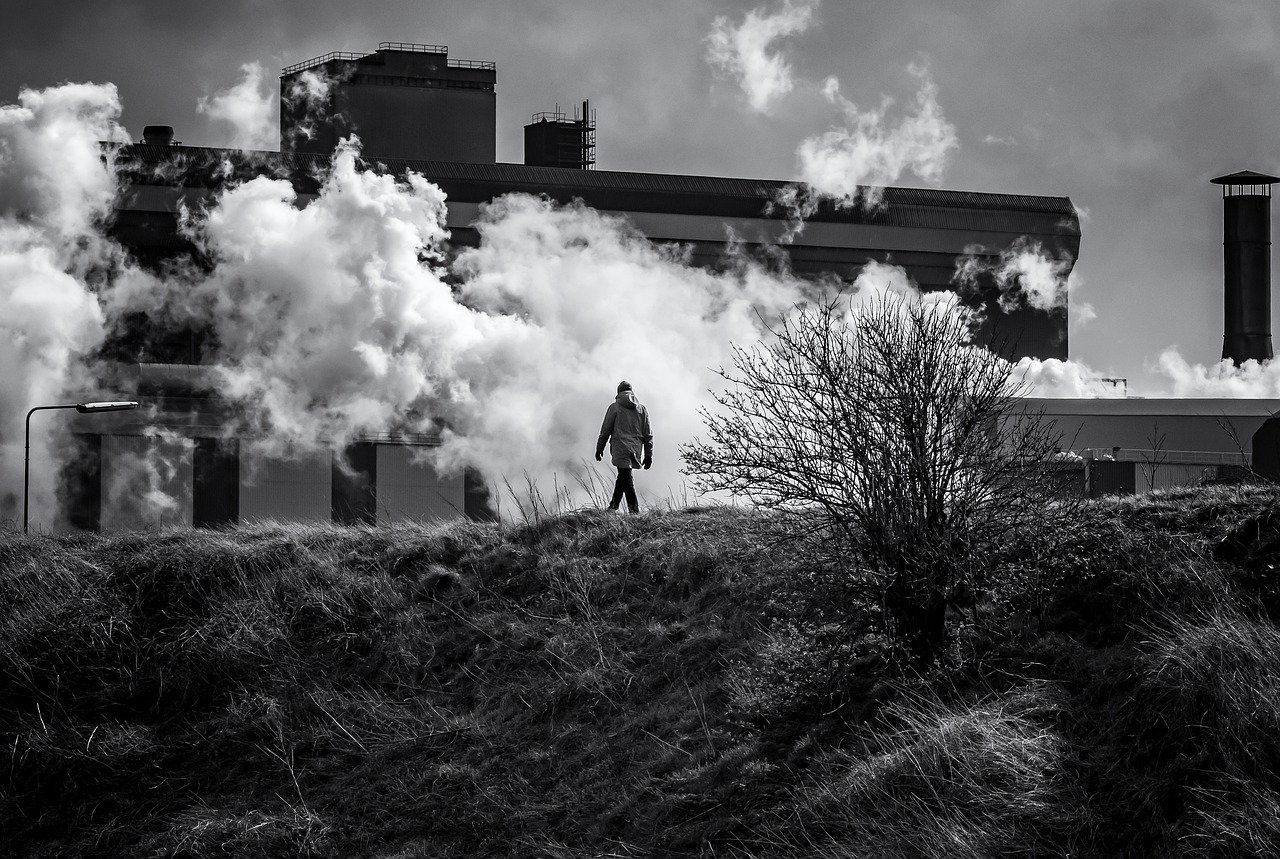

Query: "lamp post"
<box><xmin>24</xmin><ymin>401</ymin><xmax>139</xmax><ymax>534</ymax></box>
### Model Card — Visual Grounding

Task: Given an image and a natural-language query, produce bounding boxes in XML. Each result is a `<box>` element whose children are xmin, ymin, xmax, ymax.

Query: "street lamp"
<box><xmin>24</xmin><ymin>401</ymin><xmax>140</xmax><ymax>534</ymax></box>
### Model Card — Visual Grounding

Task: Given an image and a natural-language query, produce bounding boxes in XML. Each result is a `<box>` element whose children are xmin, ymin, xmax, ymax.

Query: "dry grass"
<box><xmin>5</xmin><ymin>486</ymin><xmax>1280</xmax><ymax>856</ymax></box>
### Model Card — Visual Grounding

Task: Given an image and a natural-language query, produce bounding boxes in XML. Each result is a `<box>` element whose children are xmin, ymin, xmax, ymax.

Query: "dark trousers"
<box><xmin>609</xmin><ymin>468</ymin><xmax>638</xmax><ymax>512</ymax></box>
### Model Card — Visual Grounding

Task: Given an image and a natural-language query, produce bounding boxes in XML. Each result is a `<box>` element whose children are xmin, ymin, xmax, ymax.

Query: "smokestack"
<box><xmin>1212</xmin><ymin>170</ymin><xmax>1279</xmax><ymax>364</ymax></box>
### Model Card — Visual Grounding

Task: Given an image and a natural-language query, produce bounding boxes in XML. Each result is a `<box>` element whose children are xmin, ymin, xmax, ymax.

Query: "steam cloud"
<box><xmin>1011</xmin><ymin>358</ymin><xmax>1124</xmax><ymax>398</ymax></box>
<box><xmin>764</xmin><ymin>61</ymin><xmax>960</xmax><ymax>240</ymax></box>
<box><xmin>796</xmin><ymin>63</ymin><xmax>958</xmax><ymax>210</ymax></box>
<box><xmin>1155</xmin><ymin>350</ymin><xmax>1280</xmax><ymax>398</ymax></box>
<box><xmin>706</xmin><ymin>0</ymin><xmax>820</xmax><ymax>113</ymax></box>
<box><xmin>281</xmin><ymin>65</ymin><xmax>348</xmax><ymax>148</ymax></box>
<box><xmin>703</xmin><ymin>5</ymin><xmax>958</xmax><ymax>220</ymax></box>
<box><xmin>154</xmin><ymin>143</ymin><xmax>816</xmax><ymax>509</ymax></box>
<box><xmin>0</xmin><ymin>83</ymin><xmax>126</xmax><ymax>525</ymax></box>
<box><xmin>1</xmin><ymin>81</ymin><xmax>821</xmax><ymax>521</ymax></box>
<box><xmin>954</xmin><ymin>237</ymin><xmax>1096</xmax><ymax>325</ymax></box>
<box><xmin>101</xmin><ymin>432</ymin><xmax>192</xmax><ymax>530</ymax></box>
<box><xmin>197</xmin><ymin>63</ymin><xmax>276</xmax><ymax>151</ymax></box>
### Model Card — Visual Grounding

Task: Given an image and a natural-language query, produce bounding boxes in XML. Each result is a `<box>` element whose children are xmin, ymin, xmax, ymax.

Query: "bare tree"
<box><xmin>1141</xmin><ymin>423</ymin><xmax>1169</xmax><ymax>492</ymax></box>
<box><xmin>682</xmin><ymin>292</ymin><xmax>1070</xmax><ymax>665</ymax></box>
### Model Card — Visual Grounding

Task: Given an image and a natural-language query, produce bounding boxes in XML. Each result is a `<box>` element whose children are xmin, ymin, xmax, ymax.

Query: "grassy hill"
<box><xmin>5</xmin><ymin>488</ymin><xmax>1280</xmax><ymax>857</ymax></box>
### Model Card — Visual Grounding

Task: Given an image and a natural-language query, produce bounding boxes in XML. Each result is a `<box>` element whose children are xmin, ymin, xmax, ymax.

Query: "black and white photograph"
<box><xmin>3</xmin><ymin>0</ymin><xmax>1280</xmax><ymax>855</ymax></box>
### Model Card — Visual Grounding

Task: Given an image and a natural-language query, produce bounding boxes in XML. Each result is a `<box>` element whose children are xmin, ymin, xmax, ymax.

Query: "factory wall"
<box><xmin>327</xmin><ymin>85</ymin><xmax>496</xmax><ymax>163</ymax></box>
<box><xmin>376</xmin><ymin>444</ymin><xmax>467</xmax><ymax>522</ymax></box>
<box><xmin>240</xmin><ymin>451</ymin><xmax>332</xmax><ymax>524</ymax></box>
<box><xmin>281</xmin><ymin>47</ymin><xmax>497</xmax><ymax>164</ymax></box>
<box><xmin>61</xmin><ymin>435</ymin><xmax>468</xmax><ymax>532</ymax></box>
<box><xmin>1028</xmin><ymin>398</ymin><xmax>1280</xmax><ymax>456</ymax></box>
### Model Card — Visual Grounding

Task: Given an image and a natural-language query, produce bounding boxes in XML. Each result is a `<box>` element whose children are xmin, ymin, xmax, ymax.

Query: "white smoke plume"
<box><xmin>151</xmin><ymin>141</ymin><xmax>815</xmax><ymax>508</ymax></box>
<box><xmin>841</xmin><ymin>259</ymin><xmax>970</xmax><ymax>320</ymax></box>
<box><xmin>282</xmin><ymin>65</ymin><xmax>348</xmax><ymax>147</ymax></box>
<box><xmin>285</xmin><ymin>69</ymin><xmax>332</xmax><ymax>117</ymax></box>
<box><xmin>1016</xmin><ymin>349</ymin><xmax>1280</xmax><ymax>400</ymax></box>
<box><xmin>0</xmin><ymin>83</ymin><xmax>125</xmax><ymax>526</ymax></box>
<box><xmin>953</xmin><ymin>237</ymin><xmax>1095</xmax><ymax>323</ymax></box>
<box><xmin>447</xmin><ymin>193</ymin><xmax>810</xmax><ymax>497</ymax></box>
<box><xmin>706</xmin><ymin>0</ymin><xmax>820</xmax><ymax>114</ymax></box>
<box><xmin>1153</xmin><ymin>350</ymin><xmax>1280</xmax><ymax>398</ymax></box>
<box><xmin>100</xmin><ymin>431</ymin><xmax>193</xmax><ymax>530</ymax></box>
<box><xmin>1011</xmin><ymin>357</ymin><xmax>1126</xmax><ymax>398</ymax></box>
<box><xmin>1065</xmin><ymin>270</ymin><xmax>1097</xmax><ymax>327</ymax></box>
<box><xmin>846</xmin><ymin>261</ymin><xmax>1112</xmax><ymax>400</ymax></box>
<box><xmin>184</xmin><ymin>141</ymin><xmax>459</xmax><ymax>453</ymax></box>
<box><xmin>703</xmin><ymin>6</ymin><xmax>955</xmax><ymax>214</ymax></box>
<box><xmin>1</xmin><ymin>82</ymin><xmax>824</xmax><ymax>525</ymax></box>
<box><xmin>198</xmin><ymin>62</ymin><xmax>276</xmax><ymax>151</ymax></box>
<box><xmin>795</xmin><ymin>62</ymin><xmax>958</xmax><ymax>210</ymax></box>
<box><xmin>768</xmin><ymin>61</ymin><xmax>959</xmax><ymax>239</ymax></box>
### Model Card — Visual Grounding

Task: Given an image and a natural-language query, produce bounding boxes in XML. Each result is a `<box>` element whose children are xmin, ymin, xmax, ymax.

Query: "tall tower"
<box><xmin>280</xmin><ymin>42</ymin><xmax>496</xmax><ymax>163</ymax></box>
<box><xmin>1211</xmin><ymin>170</ymin><xmax>1279</xmax><ymax>364</ymax></box>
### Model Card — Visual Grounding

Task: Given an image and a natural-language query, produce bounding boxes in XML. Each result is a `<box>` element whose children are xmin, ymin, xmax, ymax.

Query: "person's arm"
<box><xmin>596</xmin><ymin>405</ymin><xmax>615</xmax><ymax>461</ymax></box>
<box><xmin>641</xmin><ymin>407</ymin><xmax>653</xmax><ymax>469</ymax></box>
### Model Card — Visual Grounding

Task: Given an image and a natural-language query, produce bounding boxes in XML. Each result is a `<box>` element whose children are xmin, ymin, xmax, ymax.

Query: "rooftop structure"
<box><xmin>524</xmin><ymin>102</ymin><xmax>596</xmax><ymax>170</ymax></box>
<box><xmin>280</xmin><ymin>42</ymin><xmax>497</xmax><ymax>163</ymax></box>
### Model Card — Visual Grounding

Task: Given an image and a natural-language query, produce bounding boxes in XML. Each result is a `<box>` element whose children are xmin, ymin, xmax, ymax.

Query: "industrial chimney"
<box><xmin>1211</xmin><ymin>170</ymin><xmax>1279</xmax><ymax>364</ymax></box>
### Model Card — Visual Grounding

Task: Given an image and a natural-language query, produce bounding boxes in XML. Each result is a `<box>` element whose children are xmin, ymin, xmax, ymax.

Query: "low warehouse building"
<box><xmin>1030</xmin><ymin>398</ymin><xmax>1280</xmax><ymax>497</ymax></box>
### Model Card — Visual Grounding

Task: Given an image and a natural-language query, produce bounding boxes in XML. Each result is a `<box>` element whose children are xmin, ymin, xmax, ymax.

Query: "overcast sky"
<box><xmin>5</xmin><ymin>0</ymin><xmax>1280</xmax><ymax>393</ymax></box>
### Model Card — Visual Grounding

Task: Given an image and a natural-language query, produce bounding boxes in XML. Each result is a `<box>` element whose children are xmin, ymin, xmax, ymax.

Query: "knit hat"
<box><xmin>617</xmin><ymin>380</ymin><xmax>633</xmax><ymax>393</ymax></box>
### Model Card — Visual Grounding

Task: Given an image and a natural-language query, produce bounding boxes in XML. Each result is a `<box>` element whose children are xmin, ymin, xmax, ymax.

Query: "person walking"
<box><xmin>595</xmin><ymin>381</ymin><xmax>653</xmax><ymax>512</ymax></box>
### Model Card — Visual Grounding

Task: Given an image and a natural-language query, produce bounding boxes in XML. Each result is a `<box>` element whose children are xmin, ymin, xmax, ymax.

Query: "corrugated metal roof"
<box><xmin>342</xmin><ymin>154</ymin><xmax>1077</xmax><ymax>215</ymax></box>
<box><xmin>1027</xmin><ymin>398</ymin><xmax>1280</xmax><ymax>416</ymax></box>
<box><xmin>113</xmin><ymin>144</ymin><xmax>1079</xmax><ymax>234</ymax></box>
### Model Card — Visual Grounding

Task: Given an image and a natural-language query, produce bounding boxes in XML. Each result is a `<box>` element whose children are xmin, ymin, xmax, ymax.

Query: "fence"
<box><xmin>1079</xmin><ymin>448</ymin><xmax>1252</xmax><ymax>497</ymax></box>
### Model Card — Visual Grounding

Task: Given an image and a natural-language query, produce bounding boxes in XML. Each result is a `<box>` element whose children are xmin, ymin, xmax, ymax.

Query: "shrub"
<box><xmin>683</xmin><ymin>291</ymin><xmax>1070</xmax><ymax>665</ymax></box>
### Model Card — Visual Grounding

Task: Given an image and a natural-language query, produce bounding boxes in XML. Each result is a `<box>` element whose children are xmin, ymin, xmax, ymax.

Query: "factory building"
<box><xmin>58</xmin><ymin>41</ymin><xmax>1086</xmax><ymax>532</ymax></box>
<box><xmin>1027</xmin><ymin>171</ymin><xmax>1280</xmax><ymax>498</ymax></box>
<box><xmin>1024</xmin><ymin>398</ymin><xmax>1280</xmax><ymax>497</ymax></box>
<box><xmin>112</xmin><ymin>150</ymin><xmax>1080</xmax><ymax>361</ymax></box>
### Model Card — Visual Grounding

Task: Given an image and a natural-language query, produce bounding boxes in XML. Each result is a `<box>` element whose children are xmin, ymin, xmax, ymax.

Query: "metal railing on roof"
<box><xmin>448</xmin><ymin>58</ymin><xmax>497</xmax><ymax>70</ymax></box>
<box><xmin>284</xmin><ymin>44</ymin><xmax>496</xmax><ymax>76</ymax></box>
<box><xmin>379</xmin><ymin>41</ymin><xmax>448</xmax><ymax>53</ymax></box>
<box><xmin>282</xmin><ymin>51</ymin><xmax>363</xmax><ymax>75</ymax></box>
<box><xmin>375</xmin><ymin>41</ymin><xmax>495</xmax><ymax>69</ymax></box>
<box><xmin>356</xmin><ymin>431</ymin><xmax>443</xmax><ymax>446</ymax></box>
<box><xmin>1081</xmin><ymin>448</ymin><xmax>1248</xmax><ymax>466</ymax></box>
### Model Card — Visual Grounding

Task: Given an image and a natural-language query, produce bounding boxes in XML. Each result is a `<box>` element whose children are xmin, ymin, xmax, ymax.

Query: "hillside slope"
<box><xmin>4</xmin><ymin>490</ymin><xmax>1280</xmax><ymax>857</ymax></box>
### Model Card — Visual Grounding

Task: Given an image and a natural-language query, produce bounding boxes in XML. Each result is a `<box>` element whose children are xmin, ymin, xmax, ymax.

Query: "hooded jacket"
<box><xmin>596</xmin><ymin>390</ymin><xmax>653</xmax><ymax>468</ymax></box>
